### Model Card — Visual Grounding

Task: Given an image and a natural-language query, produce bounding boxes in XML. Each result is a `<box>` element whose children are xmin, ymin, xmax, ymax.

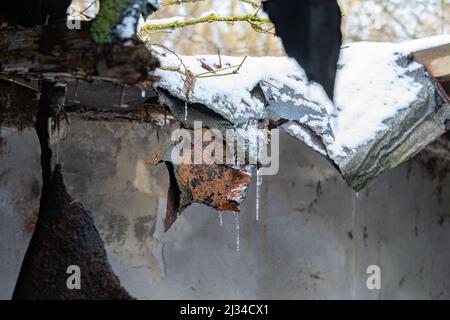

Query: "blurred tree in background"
<box><xmin>144</xmin><ymin>0</ymin><xmax>283</xmax><ymax>56</ymax></box>
<box><xmin>145</xmin><ymin>0</ymin><xmax>449</xmax><ymax>56</ymax></box>
<box><xmin>70</xmin><ymin>0</ymin><xmax>449</xmax><ymax>56</ymax></box>
<box><xmin>341</xmin><ymin>0</ymin><xmax>450</xmax><ymax>42</ymax></box>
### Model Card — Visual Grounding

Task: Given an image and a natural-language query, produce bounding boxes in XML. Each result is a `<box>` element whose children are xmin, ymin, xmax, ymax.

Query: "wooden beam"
<box><xmin>0</xmin><ymin>22</ymin><xmax>159</xmax><ymax>84</ymax></box>
<box><xmin>0</xmin><ymin>78</ymin><xmax>170</xmax><ymax>129</ymax></box>
<box><xmin>413</xmin><ymin>43</ymin><xmax>450</xmax><ymax>82</ymax></box>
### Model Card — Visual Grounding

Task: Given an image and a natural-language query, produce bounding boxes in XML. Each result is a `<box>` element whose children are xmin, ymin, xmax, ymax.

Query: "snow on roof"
<box><xmin>151</xmin><ymin>35</ymin><xmax>450</xmax><ymax>190</ymax></box>
<box><xmin>330</xmin><ymin>35</ymin><xmax>450</xmax><ymax>158</ymax></box>
<box><xmin>153</xmin><ymin>51</ymin><xmax>333</xmax><ymax>124</ymax></box>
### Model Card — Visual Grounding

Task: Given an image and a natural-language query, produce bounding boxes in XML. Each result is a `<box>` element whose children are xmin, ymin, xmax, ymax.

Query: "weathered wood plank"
<box><xmin>0</xmin><ymin>78</ymin><xmax>168</xmax><ymax>128</ymax></box>
<box><xmin>413</xmin><ymin>44</ymin><xmax>450</xmax><ymax>81</ymax></box>
<box><xmin>0</xmin><ymin>22</ymin><xmax>159</xmax><ymax>84</ymax></box>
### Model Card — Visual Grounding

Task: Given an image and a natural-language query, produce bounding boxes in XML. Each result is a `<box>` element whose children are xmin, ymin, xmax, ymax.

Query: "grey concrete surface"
<box><xmin>1</xmin><ymin>116</ymin><xmax>450</xmax><ymax>299</ymax></box>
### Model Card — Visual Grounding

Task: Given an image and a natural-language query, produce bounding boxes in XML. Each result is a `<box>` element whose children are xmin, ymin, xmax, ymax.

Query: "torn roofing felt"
<box><xmin>151</xmin><ymin>35</ymin><xmax>450</xmax><ymax>193</ymax></box>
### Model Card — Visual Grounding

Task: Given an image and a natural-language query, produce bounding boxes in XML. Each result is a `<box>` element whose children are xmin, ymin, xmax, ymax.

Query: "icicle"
<box><xmin>256</xmin><ymin>119</ymin><xmax>264</xmax><ymax>222</ymax></box>
<box><xmin>118</xmin><ymin>84</ymin><xmax>128</xmax><ymax>108</ymax></box>
<box><xmin>120</xmin><ymin>85</ymin><xmax>125</xmax><ymax>106</ymax></box>
<box><xmin>355</xmin><ymin>191</ymin><xmax>360</xmax><ymax>199</ymax></box>
<box><xmin>184</xmin><ymin>101</ymin><xmax>188</xmax><ymax>122</ymax></box>
<box><xmin>72</xmin><ymin>79</ymin><xmax>80</xmax><ymax>104</ymax></box>
<box><xmin>234</xmin><ymin>213</ymin><xmax>240</xmax><ymax>252</ymax></box>
<box><xmin>141</xmin><ymin>90</ymin><xmax>146</xmax><ymax>98</ymax></box>
<box><xmin>219</xmin><ymin>212</ymin><xmax>223</xmax><ymax>227</ymax></box>
<box><xmin>256</xmin><ymin>168</ymin><xmax>263</xmax><ymax>222</ymax></box>
<box><xmin>47</xmin><ymin>119</ymin><xmax>52</xmax><ymax>142</ymax></box>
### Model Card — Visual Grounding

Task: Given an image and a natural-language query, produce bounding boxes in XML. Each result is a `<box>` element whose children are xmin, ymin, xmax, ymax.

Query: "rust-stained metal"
<box><xmin>162</xmin><ymin>162</ymin><xmax>251</xmax><ymax>232</ymax></box>
<box><xmin>147</xmin><ymin>132</ymin><xmax>253</xmax><ymax>231</ymax></box>
<box><xmin>176</xmin><ymin>163</ymin><xmax>251</xmax><ymax>210</ymax></box>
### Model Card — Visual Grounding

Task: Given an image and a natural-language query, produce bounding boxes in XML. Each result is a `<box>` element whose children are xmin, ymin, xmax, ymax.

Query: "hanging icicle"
<box><xmin>115</xmin><ymin>84</ymin><xmax>129</xmax><ymax>109</ymax></box>
<box><xmin>184</xmin><ymin>100</ymin><xmax>188</xmax><ymax>122</ymax></box>
<box><xmin>256</xmin><ymin>168</ymin><xmax>263</xmax><ymax>222</ymax></box>
<box><xmin>72</xmin><ymin>79</ymin><xmax>80</xmax><ymax>105</ymax></box>
<box><xmin>256</xmin><ymin>120</ymin><xmax>264</xmax><ymax>222</ymax></box>
<box><xmin>234</xmin><ymin>213</ymin><xmax>240</xmax><ymax>252</ymax></box>
<box><xmin>219</xmin><ymin>212</ymin><xmax>223</xmax><ymax>227</ymax></box>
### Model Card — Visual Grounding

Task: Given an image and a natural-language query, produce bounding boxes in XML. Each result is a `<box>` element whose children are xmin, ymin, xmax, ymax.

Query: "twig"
<box><xmin>239</xmin><ymin>0</ymin><xmax>259</xmax><ymax>9</ymax></box>
<box><xmin>196</xmin><ymin>56</ymin><xmax>248</xmax><ymax>78</ymax></box>
<box><xmin>158</xmin><ymin>65</ymin><xmax>185</xmax><ymax>75</ymax></box>
<box><xmin>151</xmin><ymin>43</ymin><xmax>188</xmax><ymax>74</ymax></box>
<box><xmin>162</xmin><ymin>0</ymin><xmax>259</xmax><ymax>8</ymax></box>
<box><xmin>233</xmin><ymin>56</ymin><xmax>247</xmax><ymax>73</ymax></box>
<box><xmin>69</xmin><ymin>0</ymin><xmax>98</xmax><ymax>20</ymax></box>
<box><xmin>195</xmin><ymin>64</ymin><xmax>238</xmax><ymax>77</ymax></box>
<box><xmin>217</xmin><ymin>48</ymin><xmax>222</xmax><ymax>69</ymax></box>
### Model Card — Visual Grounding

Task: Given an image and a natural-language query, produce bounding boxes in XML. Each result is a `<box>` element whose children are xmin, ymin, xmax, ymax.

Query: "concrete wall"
<box><xmin>1</xmin><ymin>116</ymin><xmax>450</xmax><ymax>299</ymax></box>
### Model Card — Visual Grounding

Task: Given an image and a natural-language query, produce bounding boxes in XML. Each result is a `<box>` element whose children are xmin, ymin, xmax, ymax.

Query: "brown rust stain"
<box><xmin>146</xmin><ymin>148</ymin><xmax>165</xmax><ymax>166</ymax></box>
<box><xmin>23</xmin><ymin>208</ymin><xmax>38</xmax><ymax>235</ymax></box>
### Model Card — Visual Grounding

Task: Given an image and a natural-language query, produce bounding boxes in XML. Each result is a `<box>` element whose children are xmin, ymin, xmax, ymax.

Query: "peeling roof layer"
<box><xmin>153</xmin><ymin>52</ymin><xmax>334</xmax><ymax>126</ymax></box>
<box><xmin>152</xmin><ymin>35</ymin><xmax>450</xmax><ymax>190</ymax></box>
<box><xmin>327</xmin><ymin>36</ymin><xmax>450</xmax><ymax>189</ymax></box>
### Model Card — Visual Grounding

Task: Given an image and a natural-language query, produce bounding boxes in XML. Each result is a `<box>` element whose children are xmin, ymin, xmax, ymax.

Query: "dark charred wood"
<box><xmin>12</xmin><ymin>165</ymin><xmax>134</xmax><ymax>300</ymax></box>
<box><xmin>35</xmin><ymin>80</ymin><xmax>66</xmax><ymax>189</ymax></box>
<box><xmin>0</xmin><ymin>0</ymin><xmax>72</xmax><ymax>27</ymax></box>
<box><xmin>12</xmin><ymin>79</ymin><xmax>132</xmax><ymax>300</ymax></box>
<box><xmin>0</xmin><ymin>78</ymin><xmax>170</xmax><ymax>128</ymax></box>
<box><xmin>263</xmin><ymin>0</ymin><xmax>342</xmax><ymax>99</ymax></box>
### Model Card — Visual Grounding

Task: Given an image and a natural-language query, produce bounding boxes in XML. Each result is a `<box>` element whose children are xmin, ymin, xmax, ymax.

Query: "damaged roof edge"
<box><xmin>151</xmin><ymin>36</ymin><xmax>450</xmax><ymax>192</ymax></box>
<box><xmin>332</xmin><ymin>57</ymin><xmax>450</xmax><ymax>191</ymax></box>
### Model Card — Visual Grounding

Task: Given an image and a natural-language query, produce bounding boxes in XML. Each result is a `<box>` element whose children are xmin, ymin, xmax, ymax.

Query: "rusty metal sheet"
<box><xmin>147</xmin><ymin>135</ymin><xmax>253</xmax><ymax>231</ymax></box>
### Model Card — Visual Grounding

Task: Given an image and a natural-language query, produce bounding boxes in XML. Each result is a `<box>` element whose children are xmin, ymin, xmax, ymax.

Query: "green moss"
<box><xmin>91</xmin><ymin>0</ymin><xmax>131</xmax><ymax>44</ymax></box>
<box><xmin>140</xmin><ymin>13</ymin><xmax>271</xmax><ymax>33</ymax></box>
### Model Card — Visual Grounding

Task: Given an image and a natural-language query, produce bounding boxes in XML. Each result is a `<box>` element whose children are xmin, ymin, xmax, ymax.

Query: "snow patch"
<box><xmin>330</xmin><ymin>35</ymin><xmax>450</xmax><ymax>157</ymax></box>
<box><xmin>152</xmin><ymin>36</ymin><xmax>450</xmax><ymax>160</ymax></box>
<box><xmin>152</xmin><ymin>49</ymin><xmax>332</xmax><ymax>125</ymax></box>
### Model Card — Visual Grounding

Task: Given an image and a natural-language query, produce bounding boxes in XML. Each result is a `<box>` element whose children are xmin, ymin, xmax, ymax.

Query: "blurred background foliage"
<box><xmin>147</xmin><ymin>0</ymin><xmax>450</xmax><ymax>56</ymax></box>
<box><xmin>71</xmin><ymin>0</ymin><xmax>450</xmax><ymax>56</ymax></box>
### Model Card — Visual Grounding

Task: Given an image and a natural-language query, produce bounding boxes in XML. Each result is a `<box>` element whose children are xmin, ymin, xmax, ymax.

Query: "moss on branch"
<box><xmin>91</xmin><ymin>0</ymin><xmax>131</xmax><ymax>44</ymax></box>
<box><xmin>162</xmin><ymin>0</ymin><xmax>259</xmax><ymax>8</ymax></box>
